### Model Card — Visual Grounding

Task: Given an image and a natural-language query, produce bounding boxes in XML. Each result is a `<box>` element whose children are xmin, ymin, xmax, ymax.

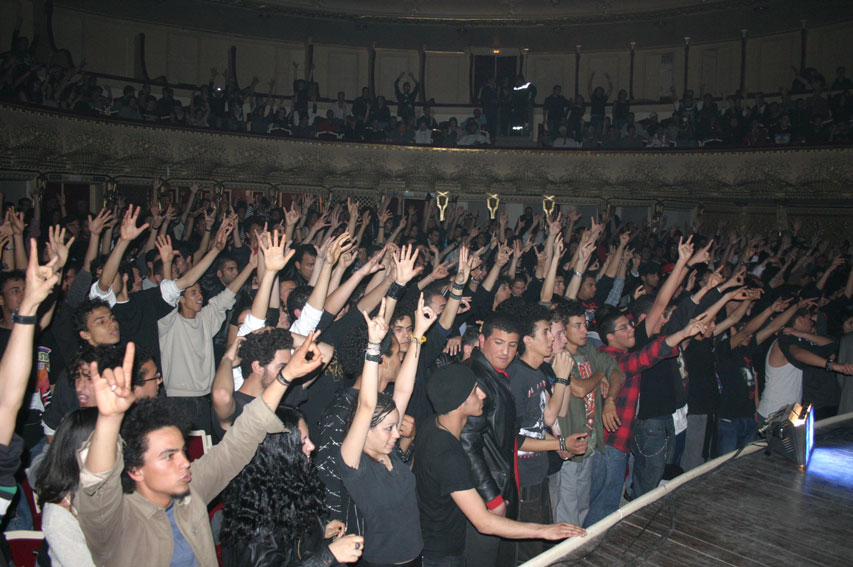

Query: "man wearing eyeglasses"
<box><xmin>584</xmin><ymin>306</ymin><xmax>705</xmax><ymax>527</ymax></box>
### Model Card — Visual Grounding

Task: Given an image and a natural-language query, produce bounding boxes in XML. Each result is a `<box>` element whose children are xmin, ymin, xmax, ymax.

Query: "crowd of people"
<box><xmin>3</xmin><ymin>19</ymin><xmax>852</xmax><ymax>149</ymax></box>
<box><xmin>0</xmin><ymin>175</ymin><xmax>851</xmax><ymax>567</ymax></box>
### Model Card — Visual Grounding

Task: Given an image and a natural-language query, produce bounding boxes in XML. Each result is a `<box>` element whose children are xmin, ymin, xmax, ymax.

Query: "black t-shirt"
<box><xmin>114</xmin><ymin>288</ymin><xmax>174</xmax><ymax>364</ymax></box>
<box><xmin>338</xmin><ymin>451</ymin><xmax>422</xmax><ymax>564</ymax></box>
<box><xmin>211</xmin><ymin>386</ymin><xmax>307</xmax><ymax>443</ymax></box>
<box><xmin>590</xmin><ymin>93</ymin><xmax>607</xmax><ymax>117</ymax></box>
<box><xmin>684</xmin><ymin>336</ymin><xmax>719</xmax><ymax>415</ymax></box>
<box><xmin>716</xmin><ymin>334</ymin><xmax>758</xmax><ymax>419</ymax></box>
<box><xmin>414</xmin><ymin>418</ymin><xmax>474</xmax><ymax>557</ymax></box>
<box><xmin>41</xmin><ymin>368</ymin><xmax>78</xmax><ymax>435</ymax></box>
<box><xmin>635</xmin><ymin>323</ymin><xmax>682</xmax><ymax>419</ymax></box>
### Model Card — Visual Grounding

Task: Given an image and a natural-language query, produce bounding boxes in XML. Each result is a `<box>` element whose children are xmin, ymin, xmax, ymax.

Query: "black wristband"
<box><xmin>275</xmin><ymin>371</ymin><xmax>292</xmax><ymax>387</ymax></box>
<box><xmin>555</xmin><ymin>377</ymin><xmax>570</xmax><ymax>386</ymax></box>
<box><xmin>11</xmin><ymin>310</ymin><xmax>37</xmax><ymax>325</ymax></box>
<box><xmin>451</xmin><ymin>281</ymin><xmax>465</xmax><ymax>291</ymax></box>
<box><xmin>448</xmin><ymin>291</ymin><xmax>463</xmax><ymax>300</ymax></box>
<box><xmin>387</xmin><ymin>281</ymin><xmax>407</xmax><ymax>301</ymax></box>
<box><xmin>365</xmin><ymin>353</ymin><xmax>383</xmax><ymax>363</ymax></box>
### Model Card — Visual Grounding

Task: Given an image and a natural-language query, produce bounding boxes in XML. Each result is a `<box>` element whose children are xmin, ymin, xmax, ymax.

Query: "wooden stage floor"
<box><xmin>553</xmin><ymin>419</ymin><xmax>853</xmax><ymax>567</ymax></box>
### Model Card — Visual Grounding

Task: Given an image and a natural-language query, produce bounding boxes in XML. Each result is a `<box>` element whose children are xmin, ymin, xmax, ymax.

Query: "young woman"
<box><xmin>220</xmin><ymin>406</ymin><xmax>364</xmax><ymax>567</ymax></box>
<box><xmin>34</xmin><ymin>408</ymin><xmax>98</xmax><ymax>567</ymax></box>
<box><xmin>338</xmin><ymin>295</ymin><xmax>435</xmax><ymax>567</ymax></box>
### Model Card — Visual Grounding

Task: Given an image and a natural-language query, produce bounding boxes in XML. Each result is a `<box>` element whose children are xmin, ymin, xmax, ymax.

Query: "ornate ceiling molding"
<box><xmin>1</xmin><ymin>104</ymin><xmax>852</xmax><ymax>214</ymax></box>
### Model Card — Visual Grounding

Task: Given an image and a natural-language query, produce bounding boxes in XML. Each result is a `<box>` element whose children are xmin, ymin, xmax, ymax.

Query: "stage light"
<box><xmin>763</xmin><ymin>403</ymin><xmax>814</xmax><ymax>468</ymax></box>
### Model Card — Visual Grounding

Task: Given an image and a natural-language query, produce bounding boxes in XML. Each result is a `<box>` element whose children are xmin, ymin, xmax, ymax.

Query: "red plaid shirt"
<box><xmin>598</xmin><ymin>336</ymin><xmax>678</xmax><ymax>453</ymax></box>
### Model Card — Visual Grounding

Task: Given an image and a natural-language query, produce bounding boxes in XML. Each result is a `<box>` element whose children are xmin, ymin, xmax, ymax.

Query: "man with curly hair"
<box><xmin>74</xmin><ymin>338</ymin><xmax>325</xmax><ymax>567</ymax></box>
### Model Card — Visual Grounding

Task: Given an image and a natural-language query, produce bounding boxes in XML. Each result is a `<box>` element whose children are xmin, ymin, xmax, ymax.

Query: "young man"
<box><xmin>506</xmin><ymin>304</ymin><xmax>587</xmax><ymax>564</ymax></box>
<box><xmin>551</xmin><ymin>301</ymin><xmax>625</xmax><ymax>528</ymax></box>
<box><xmin>74</xmin><ymin>337</ymin><xmax>325</xmax><ymax>567</ymax></box>
<box><xmin>585</xmin><ymin>306</ymin><xmax>706</xmax><ymax>527</ymax></box>
<box><xmin>459</xmin><ymin>313</ymin><xmax>521</xmax><ymax>567</ymax></box>
<box><xmin>416</xmin><ymin>364</ymin><xmax>586</xmax><ymax>567</ymax></box>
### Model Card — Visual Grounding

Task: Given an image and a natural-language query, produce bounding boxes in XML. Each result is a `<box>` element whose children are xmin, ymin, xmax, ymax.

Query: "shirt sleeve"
<box><xmin>158</xmin><ymin>279</ymin><xmax>181</xmax><ymax>307</ymax></box>
<box><xmin>88</xmin><ymin>281</ymin><xmax>116</xmax><ymax>307</ymax></box>
<box><xmin>238</xmin><ymin>313</ymin><xmax>266</xmax><ymax>337</ymax></box>
<box><xmin>289</xmin><ymin>302</ymin><xmax>324</xmax><ymax>335</ymax></box>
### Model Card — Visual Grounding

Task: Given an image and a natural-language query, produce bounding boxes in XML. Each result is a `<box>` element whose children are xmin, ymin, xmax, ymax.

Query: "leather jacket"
<box><xmin>461</xmin><ymin>349</ymin><xmax>519</xmax><ymax>519</ymax></box>
<box><xmin>221</xmin><ymin>518</ymin><xmax>338</xmax><ymax>567</ymax></box>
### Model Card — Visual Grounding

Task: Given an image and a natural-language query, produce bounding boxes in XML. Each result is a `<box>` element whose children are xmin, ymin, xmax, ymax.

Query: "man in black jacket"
<box><xmin>461</xmin><ymin>313</ymin><xmax>521</xmax><ymax>567</ymax></box>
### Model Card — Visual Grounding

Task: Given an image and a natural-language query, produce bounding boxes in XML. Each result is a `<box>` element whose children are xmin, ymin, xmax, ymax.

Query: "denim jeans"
<box><xmin>585</xmin><ymin>444</ymin><xmax>629</xmax><ymax>528</ymax></box>
<box><xmin>716</xmin><ymin>417</ymin><xmax>756</xmax><ymax>455</ymax></box>
<box><xmin>630</xmin><ymin>416</ymin><xmax>674</xmax><ymax>498</ymax></box>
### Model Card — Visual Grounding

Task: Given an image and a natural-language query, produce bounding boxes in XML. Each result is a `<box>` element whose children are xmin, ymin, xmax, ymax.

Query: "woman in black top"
<box><xmin>339</xmin><ymin>287</ymin><xmax>435</xmax><ymax>567</ymax></box>
<box><xmin>221</xmin><ymin>406</ymin><xmax>364</xmax><ymax>567</ymax></box>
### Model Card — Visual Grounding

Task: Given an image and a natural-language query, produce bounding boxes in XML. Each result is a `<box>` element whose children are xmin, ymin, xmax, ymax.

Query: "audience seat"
<box><xmin>4</xmin><ymin>530</ymin><xmax>44</xmax><ymax>567</ymax></box>
<box><xmin>187</xmin><ymin>430</ymin><xmax>212</xmax><ymax>462</ymax></box>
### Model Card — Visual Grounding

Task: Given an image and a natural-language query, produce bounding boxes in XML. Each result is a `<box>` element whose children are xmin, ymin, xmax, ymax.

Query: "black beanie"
<box><xmin>428</xmin><ymin>364</ymin><xmax>478</xmax><ymax>415</ymax></box>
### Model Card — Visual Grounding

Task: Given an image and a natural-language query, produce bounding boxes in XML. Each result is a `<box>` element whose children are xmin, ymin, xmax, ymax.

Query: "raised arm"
<box><xmin>175</xmin><ymin>220</ymin><xmax>234</xmax><ymax>291</ymax></box>
<box><xmin>340</xmin><ymin>301</ymin><xmax>389</xmax><ymax>469</ymax></box>
<box><xmin>98</xmin><ymin>206</ymin><xmax>149</xmax><ymax>293</ymax></box>
<box><xmin>393</xmin><ymin>293</ymin><xmax>436</xmax><ymax>417</ymax></box>
<box><xmin>643</xmin><ymin>235</ymin><xmax>695</xmax><ymax>336</ymax></box>
<box><xmin>325</xmin><ymin>247</ymin><xmax>387</xmax><ymax>317</ymax></box>
<box><xmin>0</xmin><ymin>243</ymin><xmax>59</xmax><ymax>444</ymax></box>
<box><xmin>84</xmin><ymin>208</ymin><xmax>113</xmax><ymax>273</ymax></box>
<box><xmin>211</xmin><ymin>336</ymin><xmax>245</xmax><ymax>427</ymax></box>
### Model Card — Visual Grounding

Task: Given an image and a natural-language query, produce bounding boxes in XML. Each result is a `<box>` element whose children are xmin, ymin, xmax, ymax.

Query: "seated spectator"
<box><xmin>415</xmin><ymin>117</ymin><xmax>434</xmax><ymax>145</ymax></box>
<box><xmin>387</xmin><ymin>120</ymin><xmax>414</xmax><ymax>144</ymax></box>
<box><xmin>457</xmin><ymin>119</ymin><xmax>490</xmax><ymax>146</ymax></box>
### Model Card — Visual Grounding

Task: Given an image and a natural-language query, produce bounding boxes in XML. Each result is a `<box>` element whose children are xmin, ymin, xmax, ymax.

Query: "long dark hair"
<box><xmin>34</xmin><ymin>408</ymin><xmax>98</xmax><ymax>506</ymax></box>
<box><xmin>220</xmin><ymin>406</ymin><xmax>326</xmax><ymax>545</ymax></box>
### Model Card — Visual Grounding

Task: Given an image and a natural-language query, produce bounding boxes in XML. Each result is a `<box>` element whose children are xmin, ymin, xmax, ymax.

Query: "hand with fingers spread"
<box><xmin>356</xmin><ymin>246</ymin><xmax>387</xmax><ymax>277</ymax></box>
<box><xmin>394</xmin><ymin>244</ymin><xmax>423</xmax><ymax>286</ymax></box>
<box><xmin>496</xmin><ymin>244</ymin><xmax>511</xmax><ymax>267</ymax></box>
<box><xmin>47</xmin><ymin>225</ymin><xmax>75</xmax><ymax>271</ymax></box>
<box><xmin>260</xmin><ymin>229</ymin><xmax>295</xmax><ymax>273</ymax></box>
<box><xmin>119</xmin><ymin>205</ymin><xmax>150</xmax><ymax>241</ymax></box>
<box><xmin>88</xmin><ymin>207</ymin><xmax>114</xmax><ymax>236</ymax></box>
<box><xmin>155</xmin><ymin>234</ymin><xmax>174</xmax><ymax>262</ymax></box>
<box><xmin>721</xmin><ymin>265</ymin><xmax>747</xmax><ymax>290</ymax></box>
<box><xmin>326</xmin><ymin>232</ymin><xmax>354</xmax><ymax>266</ymax></box>
<box><xmin>8</xmin><ymin>210</ymin><xmax>25</xmax><ymax>236</ymax></box>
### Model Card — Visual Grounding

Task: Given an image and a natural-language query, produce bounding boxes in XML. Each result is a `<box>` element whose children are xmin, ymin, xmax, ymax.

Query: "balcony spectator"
<box><xmin>498</xmin><ymin>76</ymin><xmax>513</xmax><ymax>136</ymax></box>
<box><xmin>612</xmin><ymin>89</ymin><xmax>630</xmax><ymax>131</ymax></box>
<box><xmin>551</xmin><ymin>124</ymin><xmax>579</xmax><ymax>148</ymax></box>
<box><xmin>567</xmin><ymin>95</ymin><xmax>586</xmax><ymax>140</ymax></box>
<box><xmin>457</xmin><ymin>119</ymin><xmax>490</xmax><ymax>146</ymax></box>
<box><xmin>387</xmin><ymin>119</ymin><xmax>414</xmax><ymax>145</ymax></box>
<box><xmin>421</xmin><ymin>100</ymin><xmax>440</xmax><ymax>129</ymax></box>
<box><xmin>478</xmin><ymin>76</ymin><xmax>499</xmax><ymax>135</ymax></box>
<box><xmin>368</xmin><ymin>95</ymin><xmax>391</xmax><ymax>129</ymax></box>
<box><xmin>414</xmin><ymin>117</ymin><xmax>433</xmax><ymax>145</ymax></box>
<box><xmin>395</xmin><ymin>71</ymin><xmax>420</xmax><ymax>122</ymax></box>
<box><xmin>510</xmin><ymin>74</ymin><xmax>536</xmax><ymax>133</ymax></box>
<box><xmin>156</xmin><ymin>87</ymin><xmax>176</xmax><ymax>119</ymax></box>
<box><xmin>743</xmin><ymin>119</ymin><xmax>769</xmax><ymax>146</ymax></box>
<box><xmin>620</xmin><ymin>124</ymin><xmax>645</xmax><ymax>148</ymax></box>
<box><xmin>544</xmin><ymin>85</ymin><xmax>570</xmax><ymax>135</ymax></box>
<box><xmin>332</xmin><ymin>90</ymin><xmax>349</xmax><ymax>120</ymax></box>
<box><xmin>588</xmin><ymin>72</ymin><xmax>612</xmax><ymax>134</ymax></box>
<box><xmin>832</xmin><ymin>66</ymin><xmax>852</xmax><ymax>91</ymax></box>
<box><xmin>352</xmin><ymin>86</ymin><xmax>372</xmax><ymax>124</ymax></box>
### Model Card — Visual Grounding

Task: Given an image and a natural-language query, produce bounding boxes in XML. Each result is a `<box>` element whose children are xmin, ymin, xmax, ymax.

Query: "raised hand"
<box><xmin>684</xmin><ymin>312</ymin><xmax>710</xmax><ymax>338</ymax></box>
<box><xmin>20</xmin><ymin>239</ymin><xmax>60</xmax><ymax>311</ymax></box>
<box><xmin>119</xmin><ymin>205</ymin><xmax>150</xmax><ymax>241</ymax></box>
<box><xmin>413</xmin><ymin>292</ymin><xmax>438</xmax><ymax>337</ymax></box>
<box><xmin>8</xmin><ymin>210</ymin><xmax>25</xmax><ymax>236</ymax></box>
<box><xmin>394</xmin><ymin>244</ymin><xmax>423</xmax><ymax>285</ymax></box>
<box><xmin>279</xmin><ymin>330</ymin><xmax>325</xmax><ymax>383</ymax></box>
<box><xmin>90</xmin><ymin>342</ymin><xmax>137</xmax><ymax>417</ymax></box>
<box><xmin>260</xmin><ymin>229</ymin><xmax>295</xmax><ymax>272</ymax></box>
<box><xmin>88</xmin><ymin>207</ymin><xmax>114</xmax><ymax>235</ymax></box>
<box><xmin>213</xmin><ymin>219</ymin><xmax>234</xmax><ymax>251</ymax></box>
<box><xmin>496</xmin><ymin>244</ymin><xmax>511</xmax><ymax>267</ymax></box>
<box><xmin>284</xmin><ymin>204</ymin><xmax>301</xmax><ymax>226</ymax></box>
<box><xmin>688</xmin><ymin>238</ymin><xmax>713</xmax><ymax>266</ymax></box>
<box><xmin>356</xmin><ymin>246</ymin><xmax>387</xmax><ymax>276</ymax></box>
<box><xmin>326</xmin><ymin>232</ymin><xmax>354</xmax><ymax>266</ymax></box>
<box><xmin>677</xmin><ymin>235</ymin><xmax>695</xmax><ymax>263</ymax></box>
<box><xmin>47</xmin><ymin>225</ymin><xmax>74</xmax><ymax>271</ymax></box>
<box><xmin>722</xmin><ymin>265</ymin><xmax>746</xmax><ymax>290</ymax></box>
<box><xmin>362</xmin><ymin>298</ymin><xmax>390</xmax><ymax>344</ymax></box>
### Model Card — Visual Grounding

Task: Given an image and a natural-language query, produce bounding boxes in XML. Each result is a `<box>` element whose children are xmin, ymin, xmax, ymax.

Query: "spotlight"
<box><xmin>762</xmin><ymin>403</ymin><xmax>815</xmax><ymax>468</ymax></box>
